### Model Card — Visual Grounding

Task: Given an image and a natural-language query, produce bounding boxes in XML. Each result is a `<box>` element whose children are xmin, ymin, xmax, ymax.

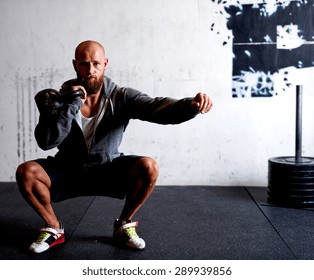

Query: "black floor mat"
<box><xmin>1</xmin><ymin>182</ymin><xmax>314</xmax><ymax>260</ymax></box>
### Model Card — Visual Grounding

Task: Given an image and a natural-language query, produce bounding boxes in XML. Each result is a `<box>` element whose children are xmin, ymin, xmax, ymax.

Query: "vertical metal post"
<box><xmin>296</xmin><ymin>85</ymin><xmax>303</xmax><ymax>163</ymax></box>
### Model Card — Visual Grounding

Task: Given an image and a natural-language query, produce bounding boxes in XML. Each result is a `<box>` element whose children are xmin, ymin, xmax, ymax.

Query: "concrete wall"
<box><xmin>1</xmin><ymin>0</ymin><xmax>313</xmax><ymax>186</ymax></box>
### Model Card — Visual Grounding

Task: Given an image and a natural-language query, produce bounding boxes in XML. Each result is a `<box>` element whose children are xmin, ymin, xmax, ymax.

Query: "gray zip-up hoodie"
<box><xmin>35</xmin><ymin>76</ymin><xmax>199</xmax><ymax>168</ymax></box>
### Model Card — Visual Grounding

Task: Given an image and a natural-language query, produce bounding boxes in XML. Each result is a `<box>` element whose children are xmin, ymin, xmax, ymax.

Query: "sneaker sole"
<box><xmin>50</xmin><ymin>236</ymin><xmax>65</xmax><ymax>247</ymax></box>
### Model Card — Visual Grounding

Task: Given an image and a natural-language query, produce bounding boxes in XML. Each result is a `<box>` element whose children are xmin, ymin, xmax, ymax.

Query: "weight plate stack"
<box><xmin>268</xmin><ymin>156</ymin><xmax>314</xmax><ymax>207</ymax></box>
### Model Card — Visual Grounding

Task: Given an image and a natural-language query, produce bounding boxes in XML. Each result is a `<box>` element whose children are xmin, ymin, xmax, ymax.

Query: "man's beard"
<box><xmin>78</xmin><ymin>75</ymin><xmax>104</xmax><ymax>95</ymax></box>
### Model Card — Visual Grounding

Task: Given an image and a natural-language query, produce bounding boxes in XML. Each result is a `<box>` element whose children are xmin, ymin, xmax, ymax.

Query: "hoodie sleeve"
<box><xmin>34</xmin><ymin>89</ymin><xmax>82</xmax><ymax>151</ymax></box>
<box><xmin>123</xmin><ymin>88</ymin><xmax>199</xmax><ymax>124</ymax></box>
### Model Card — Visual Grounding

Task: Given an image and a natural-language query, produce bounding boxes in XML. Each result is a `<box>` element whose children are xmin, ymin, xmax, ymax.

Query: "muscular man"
<box><xmin>16</xmin><ymin>40</ymin><xmax>213</xmax><ymax>253</ymax></box>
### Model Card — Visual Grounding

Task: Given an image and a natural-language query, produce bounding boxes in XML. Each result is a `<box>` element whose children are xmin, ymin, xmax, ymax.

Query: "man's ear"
<box><xmin>104</xmin><ymin>58</ymin><xmax>109</xmax><ymax>69</ymax></box>
<box><xmin>72</xmin><ymin>59</ymin><xmax>77</xmax><ymax>72</ymax></box>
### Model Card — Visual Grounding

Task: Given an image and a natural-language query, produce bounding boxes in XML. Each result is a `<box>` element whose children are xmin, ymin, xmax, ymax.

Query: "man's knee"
<box><xmin>16</xmin><ymin>161</ymin><xmax>48</xmax><ymax>191</ymax></box>
<box><xmin>136</xmin><ymin>157</ymin><xmax>159</xmax><ymax>182</ymax></box>
<box><xmin>16</xmin><ymin>162</ymin><xmax>34</xmax><ymax>180</ymax></box>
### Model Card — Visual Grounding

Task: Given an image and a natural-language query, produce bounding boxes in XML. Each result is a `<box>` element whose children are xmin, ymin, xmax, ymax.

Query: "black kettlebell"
<box><xmin>35</xmin><ymin>88</ymin><xmax>84</xmax><ymax>115</ymax></box>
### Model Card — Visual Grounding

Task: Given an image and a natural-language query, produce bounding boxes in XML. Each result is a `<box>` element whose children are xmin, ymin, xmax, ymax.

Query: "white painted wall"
<box><xmin>1</xmin><ymin>0</ymin><xmax>313</xmax><ymax>186</ymax></box>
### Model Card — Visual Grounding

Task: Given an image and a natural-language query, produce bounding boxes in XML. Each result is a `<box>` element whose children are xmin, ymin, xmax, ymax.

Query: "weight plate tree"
<box><xmin>267</xmin><ymin>85</ymin><xmax>314</xmax><ymax>207</ymax></box>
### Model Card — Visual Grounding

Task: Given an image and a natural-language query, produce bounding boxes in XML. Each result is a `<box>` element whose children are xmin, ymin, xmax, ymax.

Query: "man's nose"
<box><xmin>87</xmin><ymin>63</ymin><xmax>95</xmax><ymax>74</ymax></box>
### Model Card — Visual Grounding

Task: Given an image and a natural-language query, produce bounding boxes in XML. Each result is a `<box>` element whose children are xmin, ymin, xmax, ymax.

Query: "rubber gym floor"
<box><xmin>1</xmin><ymin>182</ymin><xmax>314</xmax><ymax>260</ymax></box>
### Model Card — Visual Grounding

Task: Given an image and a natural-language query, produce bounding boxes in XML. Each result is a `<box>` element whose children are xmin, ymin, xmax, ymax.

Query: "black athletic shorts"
<box><xmin>34</xmin><ymin>155</ymin><xmax>143</xmax><ymax>202</ymax></box>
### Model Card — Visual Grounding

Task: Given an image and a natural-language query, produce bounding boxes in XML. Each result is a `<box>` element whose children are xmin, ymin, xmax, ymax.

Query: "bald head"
<box><xmin>74</xmin><ymin>40</ymin><xmax>106</xmax><ymax>60</ymax></box>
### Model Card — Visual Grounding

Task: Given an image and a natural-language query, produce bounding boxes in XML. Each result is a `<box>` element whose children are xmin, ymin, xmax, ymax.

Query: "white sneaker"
<box><xmin>113</xmin><ymin>219</ymin><xmax>146</xmax><ymax>249</ymax></box>
<box><xmin>29</xmin><ymin>222</ymin><xmax>65</xmax><ymax>253</ymax></box>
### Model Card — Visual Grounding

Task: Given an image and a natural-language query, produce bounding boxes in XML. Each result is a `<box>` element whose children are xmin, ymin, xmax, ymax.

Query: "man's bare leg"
<box><xmin>16</xmin><ymin>161</ymin><xmax>60</xmax><ymax>228</ymax></box>
<box><xmin>113</xmin><ymin>157</ymin><xmax>159</xmax><ymax>249</ymax></box>
<box><xmin>16</xmin><ymin>161</ymin><xmax>65</xmax><ymax>253</ymax></box>
<box><xmin>119</xmin><ymin>157</ymin><xmax>159</xmax><ymax>221</ymax></box>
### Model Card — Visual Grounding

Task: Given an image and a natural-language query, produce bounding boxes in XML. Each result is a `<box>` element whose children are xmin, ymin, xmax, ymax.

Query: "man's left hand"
<box><xmin>191</xmin><ymin>93</ymin><xmax>213</xmax><ymax>114</ymax></box>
